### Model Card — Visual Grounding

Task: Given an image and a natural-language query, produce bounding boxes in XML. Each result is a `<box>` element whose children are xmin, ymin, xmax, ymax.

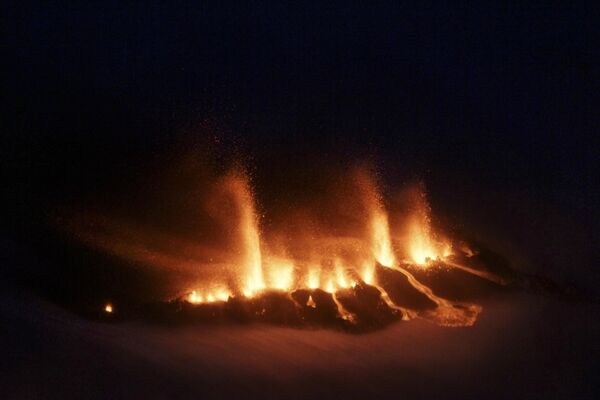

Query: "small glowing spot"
<box><xmin>104</xmin><ymin>304</ymin><xmax>113</xmax><ymax>313</ymax></box>
<box><xmin>460</xmin><ymin>242</ymin><xmax>475</xmax><ymax>257</ymax></box>
<box><xmin>306</xmin><ymin>295</ymin><xmax>316</xmax><ymax>308</ymax></box>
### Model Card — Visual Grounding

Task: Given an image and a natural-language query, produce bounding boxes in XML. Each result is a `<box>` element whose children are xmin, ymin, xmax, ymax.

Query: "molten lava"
<box><xmin>371</xmin><ymin>211</ymin><xmax>395</xmax><ymax>267</ymax></box>
<box><xmin>221</xmin><ymin>170</ymin><xmax>266</xmax><ymax>295</ymax></box>
<box><xmin>177</xmin><ymin>168</ymin><xmax>485</xmax><ymax>328</ymax></box>
<box><xmin>403</xmin><ymin>185</ymin><xmax>452</xmax><ymax>266</ymax></box>
<box><xmin>67</xmin><ymin>164</ymin><xmax>505</xmax><ymax>330</ymax></box>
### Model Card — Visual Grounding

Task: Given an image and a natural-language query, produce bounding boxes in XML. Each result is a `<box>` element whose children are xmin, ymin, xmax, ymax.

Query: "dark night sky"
<box><xmin>2</xmin><ymin>2</ymin><xmax>599</xmax><ymax>290</ymax></box>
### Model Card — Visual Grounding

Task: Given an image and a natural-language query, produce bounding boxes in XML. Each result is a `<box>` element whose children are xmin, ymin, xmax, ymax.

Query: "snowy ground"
<box><xmin>2</xmin><ymin>282</ymin><xmax>598</xmax><ymax>399</ymax></box>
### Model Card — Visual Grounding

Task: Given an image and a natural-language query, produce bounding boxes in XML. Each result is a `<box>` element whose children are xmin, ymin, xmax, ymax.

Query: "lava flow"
<box><xmin>150</xmin><ymin>167</ymin><xmax>494</xmax><ymax>331</ymax></box>
<box><xmin>66</xmin><ymin>164</ymin><xmax>512</xmax><ymax>331</ymax></box>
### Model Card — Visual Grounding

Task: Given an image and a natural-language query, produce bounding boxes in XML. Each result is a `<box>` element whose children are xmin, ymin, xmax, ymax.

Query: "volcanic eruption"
<box><xmin>62</xmin><ymin>162</ymin><xmax>529</xmax><ymax>332</ymax></box>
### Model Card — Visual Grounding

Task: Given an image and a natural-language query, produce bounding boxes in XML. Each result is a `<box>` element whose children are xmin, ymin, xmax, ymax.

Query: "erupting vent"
<box><xmin>69</xmin><ymin>166</ymin><xmax>519</xmax><ymax>331</ymax></box>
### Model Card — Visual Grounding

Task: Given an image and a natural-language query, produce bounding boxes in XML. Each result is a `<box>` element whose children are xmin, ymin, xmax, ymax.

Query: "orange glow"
<box><xmin>355</xmin><ymin>168</ymin><xmax>397</xmax><ymax>268</ymax></box>
<box><xmin>188</xmin><ymin>287</ymin><xmax>231</xmax><ymax>303</ymax></box>
<box><xmin>69</xmin><ymin>165</ymin><xmax>485</xmax><ymax>327</ymax></box>
<box><xmin>334</xmin><ymin>259</ymin><xmax>351</xmax><ymax>288</ymax></box>
<box><xmin>324</xmin><ymin>278</ymin><xmax>335</xmax><ymax>293</ymax></box>
<box><xmin>332</xmin><ymin>292</ymin><xmax>356</xmax><ymax>322</ymax></box>
<box><xmin>228</xmin><ymin>171</ymin><xmax>266</xmax><ymax>294</ymax></box>
<box><xmin>408</xmin><ymin>218</ymin><xmax>439</xmax><ymax>265</ymax></box>
<box><xmin>362</xmin><ymin>262</ymin><xmax>375</xmax><ymax>284</ymax></box>
<box><xmin>371</xmin><ymin>210</ymin><xmax>396</xmax><ymax>267</ymax></box>
<box><xmin>391</xmin><ymin>264</ymin><xmax>480</xmax><ymax>326</ymax></box>
<box><xmin>214</xmin><ymin>288</ymin><xmax>231</xmax><ymax>302</ymax></box>
<box><xmin>267</xmin><ymin>257</ymin><xmax>294</xmax><ymax>290</ymax></box>
<box><xmin>405</xmin><ymin>188</ymin><xmax>451</xmax><ymax>266</ymax></box>
<box><xmin>407</xmin><ymin>226</ymin><xmax>452</xmax><ymax>266</ymax></box>
<box><xmin>307</xmin><ymin>266</ymin><xmax>320</xmax><ymax>289</ymax></box>
<box><xmin>188</xmin><ymin>291</ymin><xmax>203</xmax><ymax>303</ymax></box>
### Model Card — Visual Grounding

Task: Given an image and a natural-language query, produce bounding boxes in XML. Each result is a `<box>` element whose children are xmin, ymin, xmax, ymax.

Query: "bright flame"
<box><xmin>407</xmin><ymin>219</ymin><xmax>453</xmax><ymax>266</ymax></box>
<box><xmin>356</xmin><ymin>168</ymin><xmax>397</xmax><ymax>267</ymax></box>
<box><xmin>408</xmin><ymin>219</ymin><xmax>438</xmax><ymax>265</ymax></box>
<box><xmin>225</xmin><ymin>170</ymin><xmax>266</xmax><ymax>294</ymax></box>
<box><xmin>188</xmin><ymin>288</ymin><xmax>230</xmax><ymax>304</ymax></box>
<box><xmin>362</xmin><ymin>262</ymin><xmax>375</xmax><ymax>284</ymax></box>
<box><xmin>371</xmin><ymin>210</ymin><xmax>396</xmax><ymax>267</ymax></box>
<box><xmin>405</xmin><ymin>188</ymin><xmax>450</xmax><ymax>266</ymax></box>
<box><xmin>307</xmin><ymin>267</ymin><xmax>320</xmax><ymax>289</ymax></box>
<box><xmin>74</xmin><ymin>165</ymin><xmax>487</xmax><ymax>328</ymax></box>
<box><xmin>188</xmin><ymin>291</ymin><xmax>203</xmax><ymax>303</ymax></box>
<box><xmin>324</xmin><ymin>278</ymin><xmax>335</xmax><ymax>293</ymax></box>
<box><xmin>334</xmin><ymin>259</ymin><xmax>350</xmax><ymax>288</ymax></box>
<box><xmin>214</xmin><ymin>288</ymin><xmax>231</xmax><ymax>302</ymax></box>
<box><xmin>268</xmin><ymin>258</ymin><xmax>294</xmax><ymax>290</ymax></box>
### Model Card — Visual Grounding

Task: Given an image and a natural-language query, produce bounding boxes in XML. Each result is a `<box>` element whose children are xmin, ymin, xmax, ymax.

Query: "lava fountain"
<box><xmin>65</xmin><ymin>164</ymin><xmax>511</xmax><ymax>331</ymax></box>
<box><xmin>220</xmin><ymin>169</ymin><xmax>266</xmax><ymax>296</ymax></box>
<box><xmin>179</xmin><ymin>168</ymin><xmax>485</xmax><ymax>329</ymax></box>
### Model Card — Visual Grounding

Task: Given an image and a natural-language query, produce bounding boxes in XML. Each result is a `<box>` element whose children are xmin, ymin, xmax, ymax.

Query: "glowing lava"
<box><xmin>405</xmin><ymin>187</ymin><xmax>452</xmax><ymax>266</ymax></box>
<box><xmin>267</xmin><ymin>257</ymin><xmax>294</xmax><ymax>291</ymax></box>
<box><xmin>307</xmin><ymin>267</ymin><xmax>320</xmax><ymax>289</ymax></box>
<box><xmin>371</xmin><ymin>211</ymin><xmax>396</xmax><ymax>267</ymax></box>
<box><xmin>222</xmin><ymin>170</ymin><xmax>266</xmax><ymax>295</ymax></box>
<box><xmin>71</xmin><ymin>165</ymin><xmax>496</xmax><ymax>328</ymax></box>
<box><xmin>408</xmin><ymin>218</ymin><xmax>440</xmax><ymax>265</ymax></box>
<box><xmin>183</xmin><ymin>171</ymin><xmax>482</xmax><ymax>326</ymax></box>
<box><xmin>188</xmin><ymin>287</ymin><xmax>231</xmax><ymax>303</ymax></box>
